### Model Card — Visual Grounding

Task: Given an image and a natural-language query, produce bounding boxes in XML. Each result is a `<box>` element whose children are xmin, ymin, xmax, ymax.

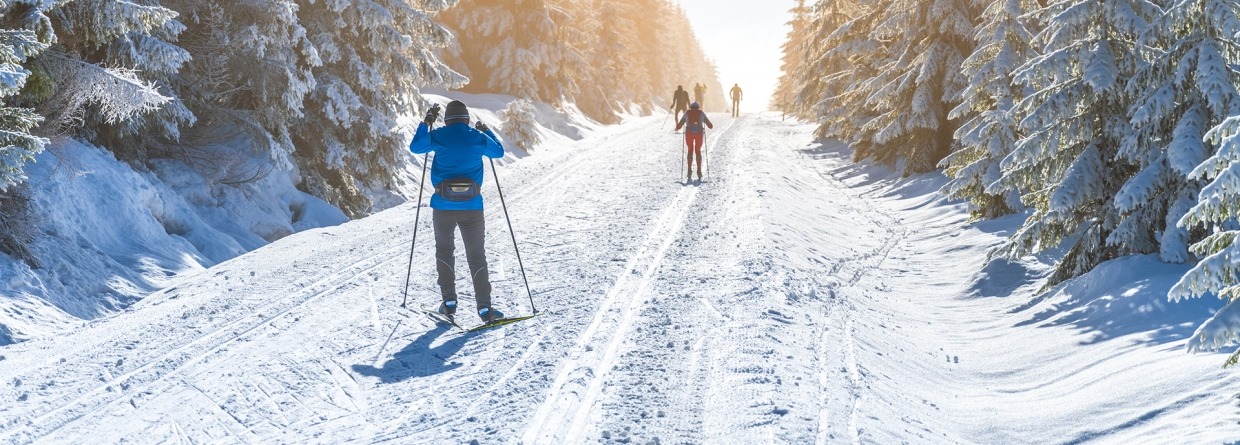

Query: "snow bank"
<box><xmin>0</xmin><ymin>140</ymin><xmax>347</xmax><ymax>344</ymax></box>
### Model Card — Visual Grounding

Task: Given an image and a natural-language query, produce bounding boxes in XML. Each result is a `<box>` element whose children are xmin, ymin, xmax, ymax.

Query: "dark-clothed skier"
<box><xmin>409</xmin><ymin>100</ymin><xmax>507</xmax><ymax>323</ymax></box>
<box><xmin>729</xmin><ymin>83</ymin><xmax>743</xmax><ymax>117</ymax></box>
<box><xmin>676</xmin><ymin>102</ymin><xmax>714</xmax><ymax>181</ymax></box>
<box><xmin>670</xmin><ymin>85</ymin><xmax>691</xmax><ymax>123</ymax></box>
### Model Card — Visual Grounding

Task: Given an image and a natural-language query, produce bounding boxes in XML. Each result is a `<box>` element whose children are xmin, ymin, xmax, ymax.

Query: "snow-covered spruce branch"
<box><xmin>35</xmin><ymin>51</ymin><xmax>171</xmax><ymax>130</ymax></box>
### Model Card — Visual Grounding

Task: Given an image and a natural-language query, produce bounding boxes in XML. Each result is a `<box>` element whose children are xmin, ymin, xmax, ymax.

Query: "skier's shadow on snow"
<box><xmin>351</xmin><ymin>323</ymin><xmax>469</xmax><ymax>382</ymax></box>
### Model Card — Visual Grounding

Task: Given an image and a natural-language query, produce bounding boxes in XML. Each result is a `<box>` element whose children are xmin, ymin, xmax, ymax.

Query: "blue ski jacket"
<box><xmin>409</xmin><ymin>122</ymin><xmax>505</xmax><ymax>210</ymax></box>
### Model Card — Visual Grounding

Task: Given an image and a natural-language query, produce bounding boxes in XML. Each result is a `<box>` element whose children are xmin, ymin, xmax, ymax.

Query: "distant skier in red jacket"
<box><xmin>675</xmin><ymin>102</ymin><xmax>713</xmax><ymax>181</ymax></box>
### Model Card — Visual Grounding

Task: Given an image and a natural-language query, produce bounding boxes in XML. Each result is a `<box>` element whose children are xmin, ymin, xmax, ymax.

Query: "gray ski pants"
<box><xmin>433</xmin><ymin>209</ymin><xmax>491</xmax><ymax>310</ymax></box>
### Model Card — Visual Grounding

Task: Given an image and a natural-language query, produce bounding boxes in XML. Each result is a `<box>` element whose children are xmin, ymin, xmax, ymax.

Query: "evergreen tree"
<box><xmin>0</xmin><ymin>0</ymin><xmax>52</xmax><ymax>191</ymax></box>
<box><xmin>1118</xmin><ymin>0</ymin><xmax>1240</xmax><ymax>264</ymax></box>
<box><xmin>443</xmin><ymin>0</ymin><xmax>558</xmax><ymax>101</ymax></box>
<box><xmin>40</xmin><ymin>0</ymin><xmax>190</xmax><ymax>159</ymax></box>
<box><xmin>1164</xmin><ymin>0</ymin><xmax>1240</xmax><ymax>366</ymax></box>
<box><xmin>773</xmin><ymin>0</ymin><xmax>811</xmax><ymax>117</ymax></box>
<box><xmin>578</xmin><ymin>0</ymin><xmax>634</xmax><ymax>122</ymax></box>
<box><xmin>941</xmin><ymin>0</ymin><xmax>1038</xmax><ymax>219</ymax></box>
<box><xmin>666</xmin><ymin>5</ymin><xmax>725</xmax><ymax>112</ymax></box>
<box><xmin>996</xmin><ymin>0</ymin><xmax>1159</xmax><ymax>285</ymax></box>
<box><xmin>159</xmin><ymin>0</ymin><xmax>319</xmax><ymax>174</ymax></box>
<box><xmin>543</xmin><ymin>0</ymin><xmax>604</xmax><ymax>120</ymax></box>
<box><xmin>803</xmin><ymin>0</ymin><xmax>880</xmax><ymax>145</ymax></box>
<box><xmin>859</xmin><ymin>0</ymin><xmax>975</xmax><ymax>174</ymax></box>
<box><xmin>500</xmin><ymin>98</ymin><xmax>540</xmax><ymax>152</ymax></box>
<box><xmin>294</xmin><ymin>0</ymin><xmax>464</xmax><ymax>216</ymax></box>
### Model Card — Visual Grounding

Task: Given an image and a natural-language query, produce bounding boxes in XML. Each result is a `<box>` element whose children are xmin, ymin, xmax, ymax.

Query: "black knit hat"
<box><xmin>445</xmin><ymin>100</ymin><xmax>469</xmax><ymax>122</ymax></box>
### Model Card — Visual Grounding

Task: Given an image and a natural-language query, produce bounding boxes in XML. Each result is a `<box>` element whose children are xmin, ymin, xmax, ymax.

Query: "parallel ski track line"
<box><xmin>521</xmin><ymin>119</ymin><xmax>739</xmax><ymax>444</ymax></box>
<box><xmin>4</xmin><ymin>242</ymin><xmax>413</xmax><ymax>444</ymax></box>
<box><xmin>798</xmin><ymin>145</ymin><xmax>906</xmax><ymax>445</ymax></box>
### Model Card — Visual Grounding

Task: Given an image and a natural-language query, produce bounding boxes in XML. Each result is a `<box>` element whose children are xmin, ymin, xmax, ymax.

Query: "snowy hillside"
<box><xmin>1</xmin><ymin>114</ymin><xmax>1235</xmax><ymax>444</ymax></box>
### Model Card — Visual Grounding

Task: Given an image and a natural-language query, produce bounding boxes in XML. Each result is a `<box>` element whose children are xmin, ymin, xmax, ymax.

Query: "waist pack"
<box><xmin>437</xmin><ymin>177</ymin><xmax>480</xmax><ymax>202</ymax></box>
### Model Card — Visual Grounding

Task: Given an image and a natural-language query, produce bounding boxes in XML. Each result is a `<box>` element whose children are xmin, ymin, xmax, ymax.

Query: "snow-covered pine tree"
<box><xmin>541</xmin><ymin>0</ymin><xmax>592</xmax><ymax>107</ymax></box>
<box><xmin>443</xmin><ymin>0</ymin><xmax>558</xmax><ymax>102</ymax></box>
<box><xmin>294</xmin><ymin>0</ymin><xmax>464</xmax><ymax>216</ymax></box>
<box><xmin>807</xmin><ymin>2</ymin><xmax>886</xmax><ymax>153</ymax></box>
<box><xmin>0</xmin><ymin>0</ymin><xmax>52</xmax><ymax>192</ymax></box>
<box><xmin>1163</xmin><ymin>0</ymin><xmax>1240</xmax><ymax>366</ymax></box>
<box><xmin>996</xmin><ymin>0</ymin><xmax>1159</xmax><ymax>286</ymax></box>
<box><xmin>858</xmin><ymin>0</ymin><xmax>975</xmax><ymax>174</ymax></box>
<box><xmin>625</xmin><ymin>0</ymin><xmax>669</xmax><ymax>109</ymax></box>
<box><xmin>41</xmin><ymin>0</ymin><xmax>190</xmax><ymax>160</ymax></box>
<box><xmin>569</xmin><ymin>0</ymin><xmax>633</xmax><ymax>123</ymax></box>
<box><xmin>1117</xmin><ymin>0</ymin><xmax>1240</xmax><ymax>265</ymax></box>
<box><xmin>159</xmin><ymin>0</ymin><xmax>318</xmax><ymax>175</ymax></box>
<box><xmin>940</xmin><ymin>0</ymin><xmax>1038</xmax><ymax>219</ymax></box>
<box><xmin>773</xmin><ymin>0</ymin><xmax>812</xmax><ymax>118</ymax></box>
<box><xmin>500</xmin><ymin>98</ymin><xmax>540</xmax><ymax>152</ymax></box>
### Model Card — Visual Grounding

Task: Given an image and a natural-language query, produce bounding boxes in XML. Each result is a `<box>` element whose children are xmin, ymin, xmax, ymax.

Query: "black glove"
<box><xmin>423</xmin><ymin>104</ymin><xmax>441</xmax><ymax>125</ymax></box>
<box><xmin>474</xmin><ymin>121</ymin><xmax>490</xmax><ymax>132</ymax></box>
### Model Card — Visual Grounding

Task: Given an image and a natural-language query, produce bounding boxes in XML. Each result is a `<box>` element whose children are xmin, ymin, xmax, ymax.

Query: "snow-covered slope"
<box><xmin>0</xmin><ymin>114</ymin><xmax>1236</xmax><ymax>444</ymax></box>
<box><xmin>0</xmin><ymin>139</ymin><xmax>348</xmax><ymax>345</ymax></box>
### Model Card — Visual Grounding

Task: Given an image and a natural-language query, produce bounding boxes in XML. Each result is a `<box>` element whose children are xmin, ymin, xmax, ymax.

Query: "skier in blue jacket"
<box><xmin>409</xmin><ymin>100</ymin><xmax>507</xmax><ymax>323</ymax></box>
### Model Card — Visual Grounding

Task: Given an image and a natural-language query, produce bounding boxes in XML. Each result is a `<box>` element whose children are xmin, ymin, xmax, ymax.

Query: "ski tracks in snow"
<box><xmin>521</xmin><ymin>119</ymin><xmax>740</xmax><ymax>443</ymax></box>
<box><xmin>0</xmin><ymin>232</ymin><xmax>413</xmax><ymax>443</ymax></box>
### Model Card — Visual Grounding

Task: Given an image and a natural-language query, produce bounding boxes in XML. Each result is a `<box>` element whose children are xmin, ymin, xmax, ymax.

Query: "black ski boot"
<box><xmin>437</xmin><ymin>299</ymin><xmax>457</xmax><ymax>318</ymax></box>
<box><xmin>478</xmin><ymin>306</ymin><xmax>505</xmax><ymax>323</ymax></box>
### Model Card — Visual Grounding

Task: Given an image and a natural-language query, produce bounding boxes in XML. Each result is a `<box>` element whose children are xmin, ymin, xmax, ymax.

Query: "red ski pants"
<box><xmin>685</xmin><ymin>132</ymin><xmax>704</xmax><ymax>173</ymax></box>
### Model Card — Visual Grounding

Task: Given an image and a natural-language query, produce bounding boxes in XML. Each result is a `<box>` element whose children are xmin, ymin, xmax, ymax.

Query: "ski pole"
<box><xmin>400</xmin><ymin>151</ymin><xmax>431</xmax><ymax>308</ymax></box>
<box><xmin>489</xmin><ymin>157</ymin><xmax>537</xmax><ymax>314</ymax></box>
<box><xmin>400</xmin><ymin>121</ymin><xmax>433</xmax><ymax>308</ymax></box>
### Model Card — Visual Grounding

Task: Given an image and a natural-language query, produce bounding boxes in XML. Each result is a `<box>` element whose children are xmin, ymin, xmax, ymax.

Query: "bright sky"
<box><xmin>677</xmin><ymin>0</ymin><xmax>795</xmax><ymax>113</ymax></box>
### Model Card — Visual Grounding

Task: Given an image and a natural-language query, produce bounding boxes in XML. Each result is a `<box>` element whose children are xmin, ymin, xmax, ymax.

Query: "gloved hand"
<box><xmin>424</xmin><ymin>104</ymin><xmax>441</xmax><ymax>125</ymax></box>
<box><xmin>474</xmin><ymin>121</ymin><xmax>490</xmax><ymax>132</ymax></box>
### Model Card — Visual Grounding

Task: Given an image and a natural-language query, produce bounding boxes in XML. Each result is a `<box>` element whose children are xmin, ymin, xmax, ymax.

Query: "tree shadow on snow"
<box><xmin>796</xmin><ymin>140</ymin><xmax>950</xmax><ymax>203</ymax></box>
<box><xmin>351</xmin><ymin>324</ymin><xmax>469</xmax><ymax>383</ymax></box>
<box><xmin>797</xmin><ymin>139</ymin><xmax>852</xmax><ymax>162</ymax></box>
<box><xmin>1010</xmin><ymin>255</ymin><xmax>1217</xmax><ymax>347</ymax></box>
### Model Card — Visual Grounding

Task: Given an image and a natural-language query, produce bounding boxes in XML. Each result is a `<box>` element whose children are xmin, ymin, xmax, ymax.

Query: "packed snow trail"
<box><xmin>2</xmin><ymin>114</ymin><xmax>1239</xmax><ymax>444</ymax></box>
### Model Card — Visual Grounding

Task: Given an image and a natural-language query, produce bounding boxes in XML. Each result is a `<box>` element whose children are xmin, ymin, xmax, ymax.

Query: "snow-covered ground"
<box><xmin>1</xmin><ymin>113</ymin><xmax>1238</xmax><ymax>444</ymax></box>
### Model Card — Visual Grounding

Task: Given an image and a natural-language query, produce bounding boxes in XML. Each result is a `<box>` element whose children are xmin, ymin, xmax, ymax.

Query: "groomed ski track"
<box><xmin>1</xmin><ymin>114</ymin><xmax>1238</xmax><ymax>444</ymax></box>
